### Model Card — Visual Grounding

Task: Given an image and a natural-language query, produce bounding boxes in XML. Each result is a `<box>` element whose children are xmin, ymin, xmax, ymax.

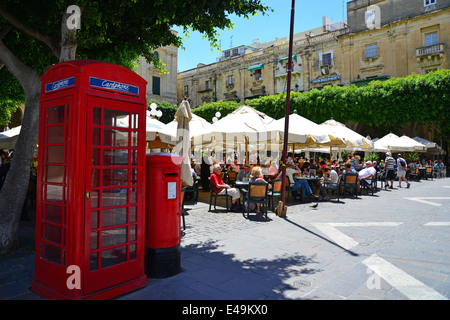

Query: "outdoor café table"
<box><xmin>263</xmin><ymin>174</ymin><xmax>276</xmax><ymax>183</ymax></box>
<box><xmin>418</xmin><ymin>167</ymin><xmax>426</xmax><ymax>179</ymax></box>
<box><xmin>235</xmin><ymin>181</ymin><xmax>249</xmax><ymax>190</ymax></box>
<box><xmin>292</xmin><ymin>176</ymin><xmax>320</xmax><ymax>201</ymax></box>
<box><xmin>235</xmin><ymin>181</ymin><xmax>249</xmax><ymax>196</ymax></box>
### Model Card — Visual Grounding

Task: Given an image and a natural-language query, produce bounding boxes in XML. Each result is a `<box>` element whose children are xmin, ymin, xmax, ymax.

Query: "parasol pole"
<box><xmin>278</xmin><ymin>0</ymin><xmax>296</xmax><ymax>217</ymax></box>
<box><xmin>245</xmin><ymin>136</ymin><xmax>249</xmax><ymax>164</ymax></box>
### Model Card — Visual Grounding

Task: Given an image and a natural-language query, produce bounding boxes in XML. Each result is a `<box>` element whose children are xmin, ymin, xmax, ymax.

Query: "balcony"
<box><xmin>198</xmin><ymin>86</ymin><xmax>212</xmax><ymax>93</ymax></box>
<box><xmin>416</xmin><ymin>43</ymin><xmax>444</xmax><ymax>61</ymax></box>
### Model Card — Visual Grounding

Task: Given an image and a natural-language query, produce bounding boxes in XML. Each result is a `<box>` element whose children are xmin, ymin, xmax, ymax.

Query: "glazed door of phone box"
<box><xmin>83</xmin><ymin>96</ymin><xmax>144</xmax><ymax>294</ymax></box>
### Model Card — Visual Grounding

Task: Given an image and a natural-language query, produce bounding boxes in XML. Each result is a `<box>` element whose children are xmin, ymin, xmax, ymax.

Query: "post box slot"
<box><xmin>165</xmin><ymin>173</ymin><xmax>178</xmax><ymax>177</ymax></box>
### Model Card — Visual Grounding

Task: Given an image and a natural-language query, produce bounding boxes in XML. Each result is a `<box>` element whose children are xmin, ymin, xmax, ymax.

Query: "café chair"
<box><xmin>267</xmin><ymin>178</ymin><xmax>283</xmax><ymax>212</ymax></box>
<box><xmin>242</xmin><ymin>181</ymin><xmax>269</xmax><ymax>220</ymax></box>
<box><xmin>184</xmin><ymin>178</ymin><xmax>199</xmax><ymax>204</ymax></box>
<box><xmin>208</xmin><ymin>178</ymin><xmax>232</xmax><ymax>212</ymax></box>
<box><xmin>227</xmin><ymin>170</ymin><xmax>237</xmax><ymax>187</ymax></box>
<box><xmin>424</xmin><ymin>167</ymin><xmax>433</xmax><ymax>180</ymax></box>
<box><xmin>360</xmin><ymin>176</ymin><xmax>376</xmax><ymax>196</ymax></box>
<box><xmin>342</xmin><ymin>172</ymin><xmax>359</xmax><ymax>198</ymax></box>
<box><xmin>321</xmin><ymin>178</ymin><xmax>341</xmax><ymax>202</ymax></box>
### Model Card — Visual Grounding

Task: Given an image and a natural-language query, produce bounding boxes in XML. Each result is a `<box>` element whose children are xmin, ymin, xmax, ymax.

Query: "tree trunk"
<box><xmin>0</xmin><ymin>84</ymin><xmax>40</xmax><ymax>254</ymax></box>
<box><xmin>0</xmin><ymin>40</ymin><xmax>41</xmax><ymax>254</ymax></box>
<box><xmin>0</xmin><ymin>8</ymin><xmax>77</xmax><ymax>254</ymax></box>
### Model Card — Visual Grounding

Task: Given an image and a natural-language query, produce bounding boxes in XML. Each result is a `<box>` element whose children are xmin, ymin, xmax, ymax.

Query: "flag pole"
<box><xmin>278</xmin><ymin>0</ymin><xmax>296</xmax><ymax>217</ymax></box>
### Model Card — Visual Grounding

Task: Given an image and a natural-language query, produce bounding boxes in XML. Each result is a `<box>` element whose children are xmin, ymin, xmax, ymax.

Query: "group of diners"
<box><xmin>195</xmin><ymin>152</ymin><xmax>446</xmax><ymax>212</ymax></box>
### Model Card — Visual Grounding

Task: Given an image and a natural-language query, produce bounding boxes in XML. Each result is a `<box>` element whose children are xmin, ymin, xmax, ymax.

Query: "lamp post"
<box><xmin>278</xmin><ymin>0</ymin><xmax>296</xmax><ymax>217</ymax></box>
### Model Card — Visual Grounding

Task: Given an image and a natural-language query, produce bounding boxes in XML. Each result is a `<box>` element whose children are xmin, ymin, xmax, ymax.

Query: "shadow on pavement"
<box><xmin>123</xmin><ymin>240</ymin><xmax>321</xmax><ymax>300</ymax></box>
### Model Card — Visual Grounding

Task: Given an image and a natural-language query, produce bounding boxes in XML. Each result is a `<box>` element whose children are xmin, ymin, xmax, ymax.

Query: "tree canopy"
<box><xmin>0</xmin><ymin>0</ymin><xmax>271</xmax><ymax>254</ymax></box>
<box><xmin>0</xmin><ymin>0</ymin><xmax>271</xmax><ymax>122</ymax></box>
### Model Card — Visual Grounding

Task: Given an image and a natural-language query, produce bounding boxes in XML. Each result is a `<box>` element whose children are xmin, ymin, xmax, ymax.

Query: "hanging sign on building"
<box><xmin>312</xmin><ymin>75</ymin><xmax>341</xmax><ymax>84</ymax></box>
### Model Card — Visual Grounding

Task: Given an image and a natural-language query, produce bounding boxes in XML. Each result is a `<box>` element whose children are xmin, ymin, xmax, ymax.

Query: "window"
<box><xmin>204</xmin><ymin>80</ymin><xmax>210</xmax><ymax>90</ymax></box>
<box><xmin>425</xmin><ymin>32</ymin><xmax>438</xmax><ymax>46</ymax></box>
<box><xmin>322</xmin><ymin>53</ymin><xmax>332</xmax><ymax>66</ymax></box>
<box><xmin>365</xmin><ymin>43</ymin><xmax>378</xmax><ymax>58</ymax></box>
<box><xmin>232</xmin><ymin>48</ymin><xmax>239</xmax><ymax>56</ymax></box>
<box><xmin>224</xmin><ymin>50</ymin><xmax>231</xmax><ymax>58</ymax></box>
<box><xmin>424</xmin><ymin>0</ymin><xmax>436</xmax><ymax>6</ymax></box>
<box><xmin>183</xmin><ymin>85</ymin><xmax>189</xmax><ymax>96</ymax></box>
<box><xmin>152</xmin><ymin>76</ymin><xmax>160</xmax><ymax>95</ymax></box>
<box><xmin>253</xmin><ymin>69</ymin><xmax>263</xmax><ymax>81</ymax></box>
<box><xmin>227</xmin><ymin>75</ymin><xmax>234</xmax><ymax>86</ymax></box>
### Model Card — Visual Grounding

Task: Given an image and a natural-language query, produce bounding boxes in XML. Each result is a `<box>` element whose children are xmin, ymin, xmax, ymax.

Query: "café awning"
<box><xmin>248</xmin><ymin>64</ymin><xmax>264</xmax><ymax>71</ymax></box>
<box><xmin>278</xmin><ymin>55</ymin><xmax>297</xmax><ymax>64</ymax></box>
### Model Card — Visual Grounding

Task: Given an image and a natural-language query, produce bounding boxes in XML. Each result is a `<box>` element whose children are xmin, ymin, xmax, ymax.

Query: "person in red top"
<box><xmin>210</xmin><ymin>164</ymin><xmax>241</xmax><ymax>211</ymax></box>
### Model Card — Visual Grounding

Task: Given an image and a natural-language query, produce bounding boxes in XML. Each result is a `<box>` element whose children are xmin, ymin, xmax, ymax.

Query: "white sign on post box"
<box><xmin>167</xmin><ymin>182</ymin><xmax>177</xmax><ymax>200</ymax></box>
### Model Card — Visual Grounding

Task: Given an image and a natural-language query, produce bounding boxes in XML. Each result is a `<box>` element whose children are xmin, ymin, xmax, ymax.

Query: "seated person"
<box><xmin>301</xmin><ymin>158</ymin><xmax>311</xmax><ymax>174</ymax></box>
<box><xmin>319</xmin><ymin>167</ymin><xmax>339</xmax><ymax>201</ymax></box>
<box><xmin>309</xmin><ymin>160</ymin><xmax>318</xmax><ymax>176</ymax></box>
<box><xmin>269</xmin><ymin>161</ymin><xmax>278</xmax><ymax>177</ymax></box>
<box><xmin>246</xmin><ymin>166</ymin><xmax>271</xmax><ymax>212</ymax></box>
<box><xmin>340</xmin><ymin>162</ymin><xmax>359</xmax><ymax>194</ymax></box>
<box><xmin>229</xmin><ymin>159</ymin><xmax>241</xmax><ymax>173</ymax></box>
<box><xmin>210</xmin><ymin>164</ymin><xmax>241</xmax><ymax>211</ymax></box>
<box><xmin>286</xmin><ymin>164</ymin><xmax>313</xmax><ymax>200</ymax></box>
<box><xmin>319</xmin><ymin>160</ymin><xmax>328</xmax><ymax>172</ymax></box>
<box><xmin>372</xmin><ymin>161</ymin><xmax>381</xmax><ymax>173</ymax></box>
<box><xmin>285</xmin><ymin>163</ymin><xmax>301</xmax><ymax>187</ymax></box>
<box><xmin>331</xmin><ymin>160</ymin><xmax>339</xmax><ymax>170</ymax></box>
<box><xmin>190</xmin><ymin>166</ymin><xmax>197</xmax><ymax>179</ymax></box>
<box><xmin>351</xmin><ymin>155</ymin><xmax>363</xmax><ymax>171</ymax></box>
<box><xmin>408</xmin><ymin>161</ymin><xmax>416</xmax><ymax>172</ymax></box>
<box><xmin>358</xmin><ymin>161</ymin><xmax>376</xmax><ymax>187</ymax></box>
<box><xmin>237</xmin><ymin>164</ymin><xmax>251</xmax><ymax>181</ymax></box>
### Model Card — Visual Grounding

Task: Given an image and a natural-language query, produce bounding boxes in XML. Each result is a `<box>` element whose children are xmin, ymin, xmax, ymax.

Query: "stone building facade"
<box><xmin>135</xmin><ymin>39</ymin><xmax>178</xmax><ymax>105</ymax></box>
<box><xmin>177</xmin><ymin>0</ymin><xmax>449</xmax><ymax>107</ymax></box>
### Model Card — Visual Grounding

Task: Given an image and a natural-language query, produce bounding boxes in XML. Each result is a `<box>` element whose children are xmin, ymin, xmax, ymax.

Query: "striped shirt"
<box><xmin>385</xmin><ymin>156</ymin><xmax>396</xmax><ymax>170</ymax></box>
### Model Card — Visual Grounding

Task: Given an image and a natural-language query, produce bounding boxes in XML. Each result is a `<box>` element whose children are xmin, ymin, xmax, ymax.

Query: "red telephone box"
<box><xmin>31</xmin><ymin>60</ymin><xmax>147</xmax><ymax>299</ymax></box>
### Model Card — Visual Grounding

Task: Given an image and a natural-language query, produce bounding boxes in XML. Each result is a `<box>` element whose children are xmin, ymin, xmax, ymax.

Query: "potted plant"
<box><xmin>405</xmin><ymin>152</ymin><xmax>419</xmax><ymax>164</ymax></box>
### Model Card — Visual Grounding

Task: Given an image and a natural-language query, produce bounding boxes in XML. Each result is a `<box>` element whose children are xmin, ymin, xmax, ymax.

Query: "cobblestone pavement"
<box><xmin>1</xmin><ymin>177</ymin><xmax>449</xmax><ymax>301</ymax></box>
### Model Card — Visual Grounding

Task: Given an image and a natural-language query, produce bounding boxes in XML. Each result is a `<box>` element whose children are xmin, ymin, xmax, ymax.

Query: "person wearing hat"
<box><xmin>396</xmin><ymin>153</ymin><xmax>410</xmax><ymax>188</ymax></box>
<box><xmin>237</xmin><ymin>164</ymin><xmax>251</xmax><ymax>181</ymax></box>
<box><xmin>358</xmin><ymin>160</ymin><xmax>377</xmax><ymax>187</ymax></box>
<box><xmin>384</xmin><ymin>152</ymin><xmax>396</xmax><ymax>189</ymax></box>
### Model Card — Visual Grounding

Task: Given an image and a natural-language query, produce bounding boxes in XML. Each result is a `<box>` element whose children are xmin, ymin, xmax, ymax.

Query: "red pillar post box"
<box><xmin>145</xmin><ymin>153</ymin><xmax>183</xmax><ymax>278</ymax></box>
<box><xmin>32</xmin><ymin>60</ymin><xmax>147</xmax><ymax>299</ymax></box>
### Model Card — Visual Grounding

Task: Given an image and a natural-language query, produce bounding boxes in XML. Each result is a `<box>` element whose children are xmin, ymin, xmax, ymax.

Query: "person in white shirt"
<box><xmin>285</xmin><ymin>164</ymin><xmax>301</xmax><ymax>186</ymax></box>
<box><xmin>319</xmin><ymin>167</ymin><xmax>339</xmax><ymax>201</ymax></box>
<box><xmin>396</xmin><ymin>154</ymin><xmax>410</xmax><ymax>188</ymax></box>
<box><xmin>358</xmin><ymin>161</ymin><xmax>377</xmax><ymax>186</ymax></box>
<box><xmin>328</xmin><ymin>167</ymin><xmax>339</xmax><ymax>184</ymax></box>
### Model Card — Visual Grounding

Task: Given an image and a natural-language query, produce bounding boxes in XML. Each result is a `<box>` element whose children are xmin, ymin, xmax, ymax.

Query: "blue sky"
<box><xmin>175</xmin><ymin>0</ymin><xmax>348</xmax><ymax>72</ymax></box>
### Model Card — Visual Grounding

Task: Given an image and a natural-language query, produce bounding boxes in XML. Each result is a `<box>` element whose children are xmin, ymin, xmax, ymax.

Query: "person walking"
<box><xmin>384</xmin><ymin>152</ymin><xmax>396</xmax><ymax>189</ymax></box>
<box><xmin>396</xmin><ymin>153</ymin><xmax>411</xmax><ymax>188</ymax></box>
